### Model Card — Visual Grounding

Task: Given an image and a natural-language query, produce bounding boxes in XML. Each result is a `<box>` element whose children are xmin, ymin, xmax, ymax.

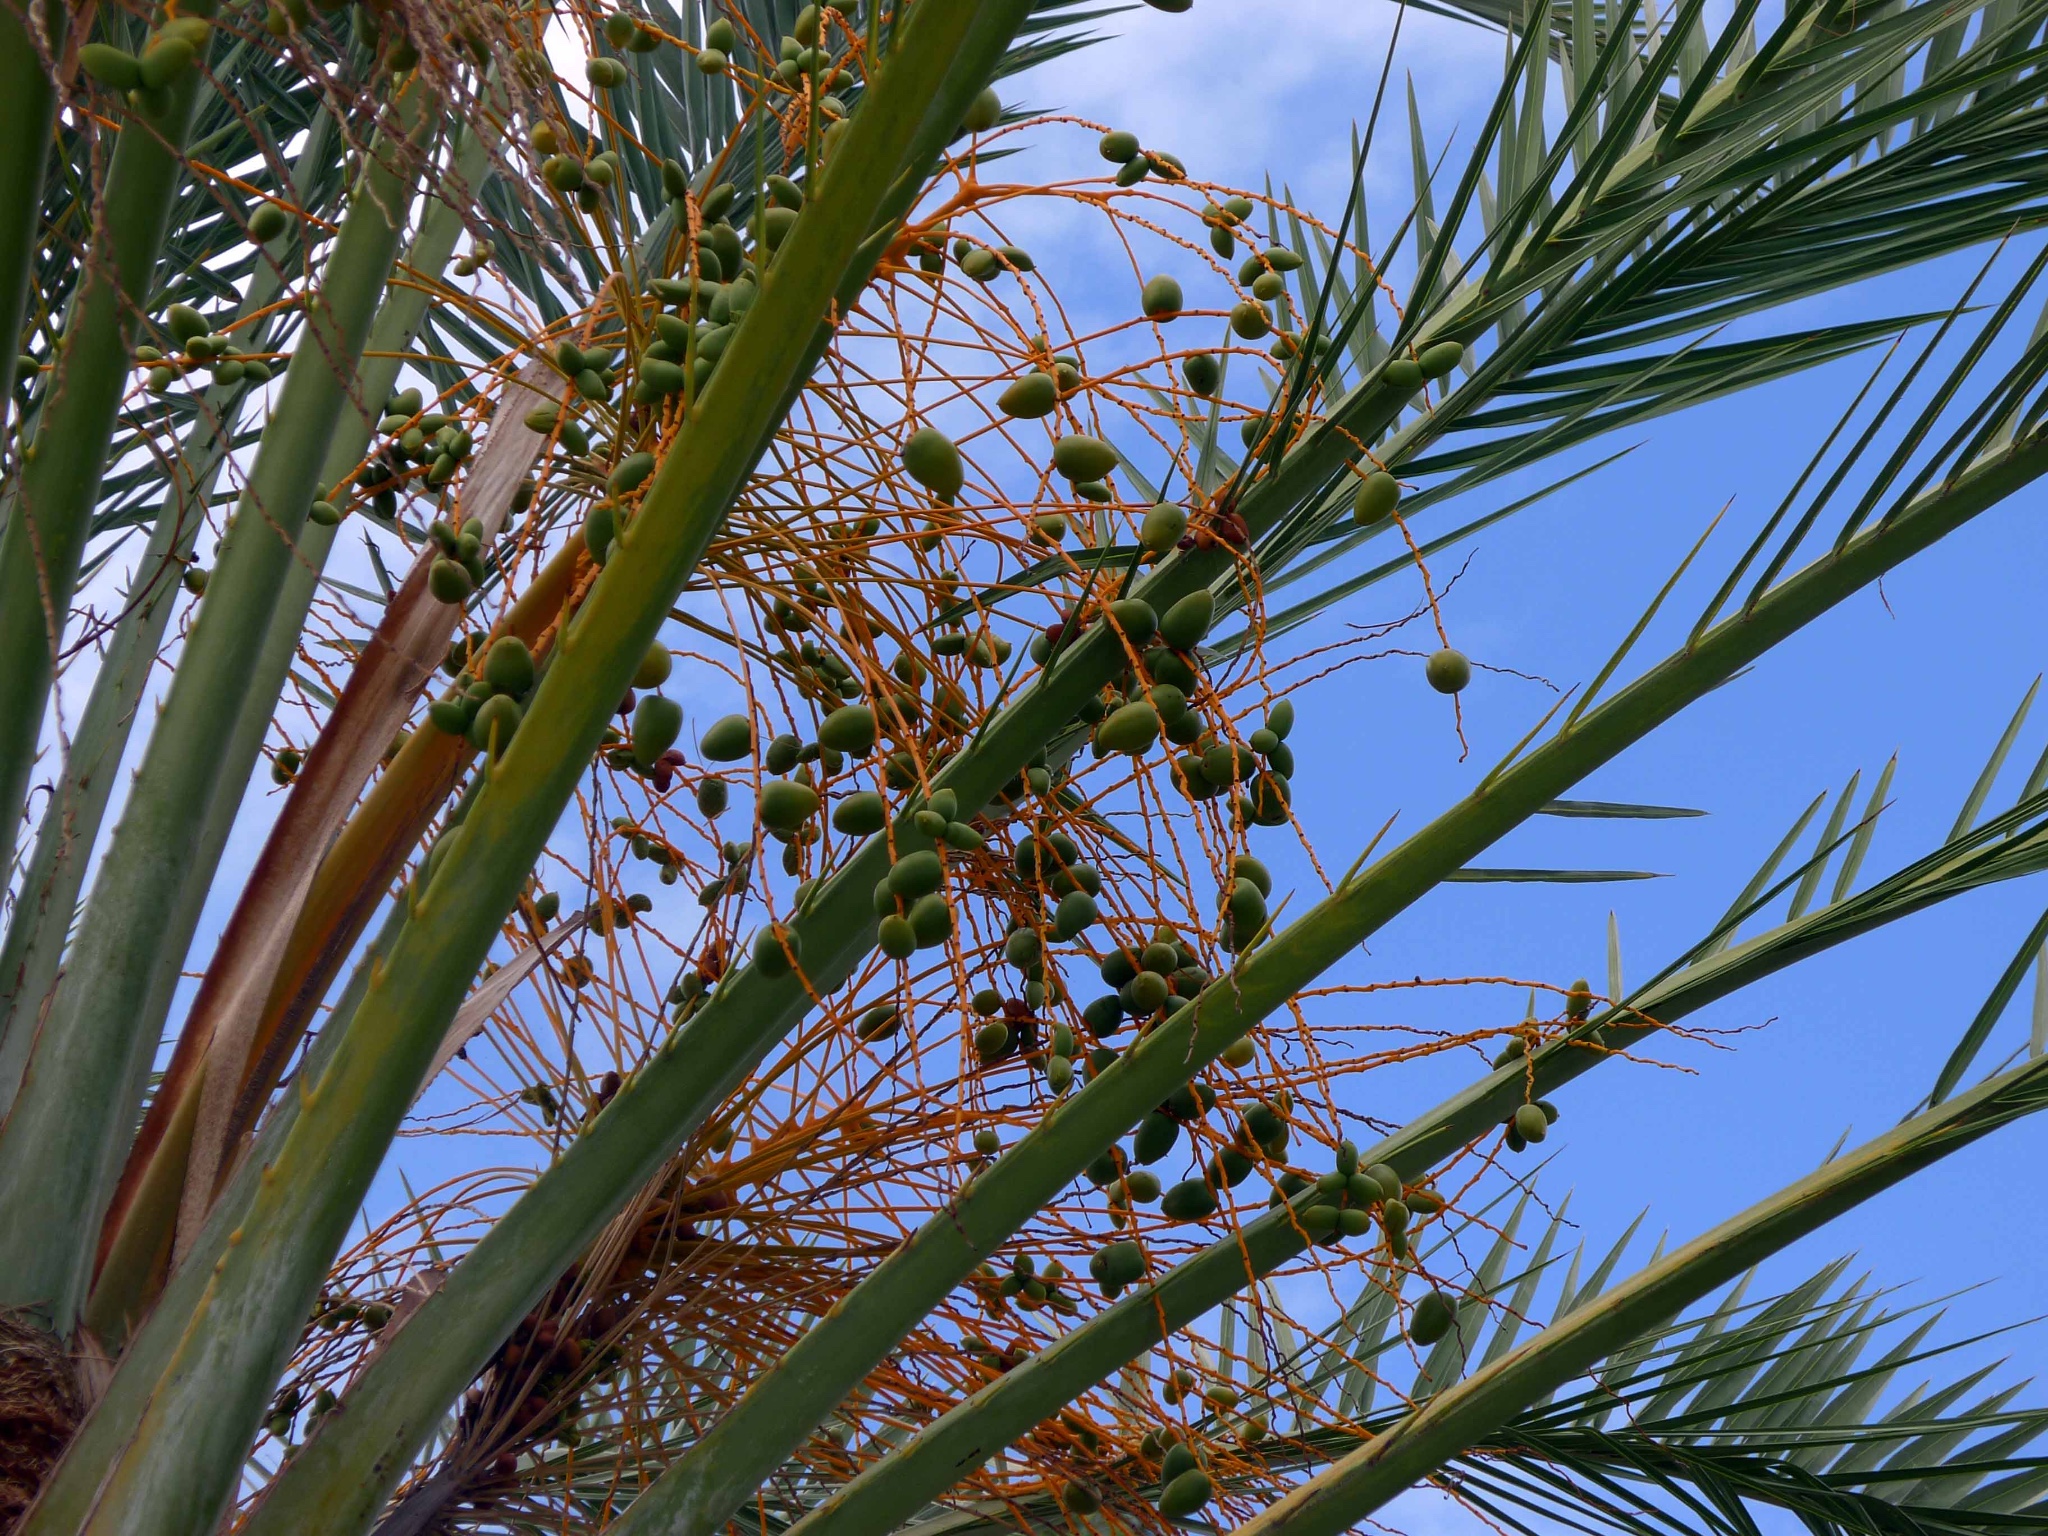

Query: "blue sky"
<box><xmin>994</xmin><ymin>0</ymin><xmax>2048</xmax><ymax>1397</ymax></box>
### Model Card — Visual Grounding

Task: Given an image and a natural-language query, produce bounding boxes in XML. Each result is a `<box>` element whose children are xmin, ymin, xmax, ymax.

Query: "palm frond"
<box><xmin>1205</xmin><ymin>0</ymin><xmax>2048</xmax><ymax>637</ymax></box>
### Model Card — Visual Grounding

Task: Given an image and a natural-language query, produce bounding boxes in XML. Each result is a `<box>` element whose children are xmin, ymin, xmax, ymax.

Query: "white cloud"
<box><xmin>1008</xmin><ymin>0</ymin><xmax>1512</xmax><ymax>210</ymax></box>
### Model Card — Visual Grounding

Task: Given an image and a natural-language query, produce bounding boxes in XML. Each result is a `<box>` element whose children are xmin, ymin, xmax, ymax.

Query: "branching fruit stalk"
<box><xmin>776</xmin><ymin>740</ymin><xmax>2048</xmax><ymax>1536</ymax></box>
<box><xmin>593</xmin><ymin>425</ymin><xmax>2048</xmax><ymax>1536</ymax></box>
<box><xmin>33</xmin><ymin>9</ymin><xmax>1042</xmax><ymax>1534</ymax></box>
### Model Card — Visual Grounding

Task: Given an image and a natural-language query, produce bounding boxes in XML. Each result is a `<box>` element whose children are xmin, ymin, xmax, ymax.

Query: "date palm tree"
<box><xmin>4</xmin><ymin>0</ymin><xmax>2048</xmax><ymax>1534</ymax></box>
